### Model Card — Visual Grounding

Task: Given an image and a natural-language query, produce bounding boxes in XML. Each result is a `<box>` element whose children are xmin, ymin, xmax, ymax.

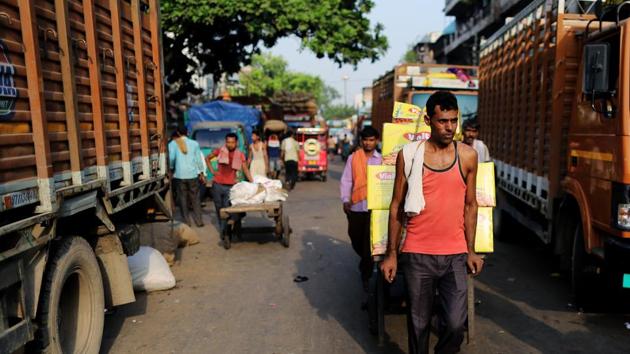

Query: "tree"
<box><xmin>401</xmin><ymin>46</ymin><xmax>418</xmax><ymax>63</ymax></box>
<box><xmin>161</xmin><ymin>0</ymin><xmax>388</xmax><ymax>100</ymax></box>
<box><xmin>322</xmin><ymin>104</ymin><xmax>356</xmax><ymax>120</ymax></box>
<box><xmin>238</xmin><ymin>53</ymin><xmax>339</xmax><ymax>108</ymax></box>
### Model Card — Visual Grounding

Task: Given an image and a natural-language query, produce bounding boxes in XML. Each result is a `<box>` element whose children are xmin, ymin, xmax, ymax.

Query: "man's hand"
<box><xmin>198</xmin><ymin>174</ymin><xmax>206</xmax><ymax>185</ymax></box>
<box><xmin>342</xmin><ymin>202</ymin><xmax>352</xmax><ymax>214</ymax></box>
<box><xmin>381</xmin><ymin>253</ymin><xmax>397</xmax><ymax>283</ymax></box>
<box><xmin>467</xmin><ymin>252</ymin><xmax>484</xmax><ymax>275</ymax></box>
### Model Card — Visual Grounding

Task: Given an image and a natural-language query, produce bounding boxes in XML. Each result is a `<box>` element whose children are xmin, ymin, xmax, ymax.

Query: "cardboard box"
<box><xmin>392</xmin><ymin>101</ymin><xmax>422</xmax><ymax>124</ymax></box>
<box><xmin>475</xmin><ymin>207</ymin><xmax>494</xmax><ymax>253</ymax></box>
<box><xmin>371</xmin><ymin>210</ymin><xmax>389</xmax><ymax>256</ymax></box>
<box><xmin>381</xmin><ymin>123</ymin><xmax>431</xmax><ymax>160</ymax></box>
<box><xmin>476</xmin><ymin>162</ymin><xmax>496</xmax><ymax>207</ymax></box>
<box><xmin>367</xmin><ymin>165</ymin><xmax>396</xmax><ymax>210</ymax></box>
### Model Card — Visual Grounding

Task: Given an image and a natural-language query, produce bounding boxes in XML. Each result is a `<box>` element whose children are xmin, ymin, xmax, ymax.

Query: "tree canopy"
<box><xmin>161</xmin><ymin>0</ymin><xmax>388</xmax><ymax>100</ymax></box>
<box><xmin>322</xmin><ymin>104</ymin><xmax>356</xmax><ymax>120</ymax></box>
<box><xmin>234</xmin><ymin>53</ymin><xmax>339</xmax><ymax>108</ymax></box>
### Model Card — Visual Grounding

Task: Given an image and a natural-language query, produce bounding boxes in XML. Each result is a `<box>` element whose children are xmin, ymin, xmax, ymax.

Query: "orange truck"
<box><xmin>0</xmin><ymin>0</ymin><xmax>167</xmax><ymax>351</ymax></box>
<box><xmin>371</xmin><ymin>63</ymin><xmax>479</xmax><ymax>135</ymax></box>
<box><xmin>478</xmin><ymin>0</ymin><xmax>630</xmax><ymax>302</ymax></box>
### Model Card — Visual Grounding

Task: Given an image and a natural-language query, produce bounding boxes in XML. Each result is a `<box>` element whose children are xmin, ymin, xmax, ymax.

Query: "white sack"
<box><xmin>127</xmin><ymin>246</ymin><xmax>176</xmax><ymax>292</ymax></box>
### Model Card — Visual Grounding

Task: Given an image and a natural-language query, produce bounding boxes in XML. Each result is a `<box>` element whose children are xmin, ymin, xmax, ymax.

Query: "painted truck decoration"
<box><xmin>0</xmin><ymin>40</ymin><xmax>17</xmax><ymax>120</ymax></box>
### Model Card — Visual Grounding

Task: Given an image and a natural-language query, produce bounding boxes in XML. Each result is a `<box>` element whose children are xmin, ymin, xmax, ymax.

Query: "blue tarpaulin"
<box><xmin>186</xmin><ymin>101</ymin><xmax>261</xmax><ymax>139</ymax></box>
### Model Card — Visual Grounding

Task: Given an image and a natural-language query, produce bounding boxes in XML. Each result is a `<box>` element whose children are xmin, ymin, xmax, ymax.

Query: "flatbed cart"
<box><xmin>219</xmin><ymin>201</ymin><xmax>291</xmax><ymax>250</ymax></box>
<box><xmin>367</xmin><ymin>255</ymin><xmax>478</xmax><ymax>346</ymax></box>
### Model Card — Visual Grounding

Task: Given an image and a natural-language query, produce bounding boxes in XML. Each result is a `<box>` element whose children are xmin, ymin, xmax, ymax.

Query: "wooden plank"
<box><xmin>148</xmin><ymin>0</ymin><xmax>166</xmax><ymax>172</ymax></box>
<box><xmin>54</xmin><ymin>0</ymin><xmax>84</xmax><ymax>185</ymax></box>
<box><xmin>109</xmin><ymin>0</ymin><xmax>132</xmax><ymax>185</ymax></box>
<box><xmin>130</xmin><ymin>0</ymin><xmax>150</xmax><ymax>178</ymax></box>
<box><xmin>83</xmin><ymin>0</ymin><xmax>109</xmax><ymax>186</ymax></box>
<box><xmin>18</xmin><ymin>0</ymin><xmax>54</xmax><ymax>211</ymax></box>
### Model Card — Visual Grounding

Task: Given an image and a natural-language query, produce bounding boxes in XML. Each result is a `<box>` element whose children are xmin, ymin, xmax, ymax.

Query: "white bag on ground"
<box><xmin>127</xmin><ymin>246</ymin><xmax>176</xmax><ymax>292</ymax></box>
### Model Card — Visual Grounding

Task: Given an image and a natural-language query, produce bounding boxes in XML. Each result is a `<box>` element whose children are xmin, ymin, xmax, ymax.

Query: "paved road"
<box><xmin>102</xmin><ymin>159</ymin><xmax>630</xmax><ymax>354</ymax></box>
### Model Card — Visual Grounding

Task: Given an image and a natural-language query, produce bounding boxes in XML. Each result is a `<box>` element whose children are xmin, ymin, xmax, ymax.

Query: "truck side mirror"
<box><xmin>582</xmin><ymin>43</ymin><xmax>610</xmax><ymax>94</ymax></box>
<box><xmin>583</xmin><ymin>43</ymin><xmax>615</xmax><ymax>118</ymax></box>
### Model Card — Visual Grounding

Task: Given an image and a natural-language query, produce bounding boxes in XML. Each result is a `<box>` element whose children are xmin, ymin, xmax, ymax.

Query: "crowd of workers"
<box><xmin>169</xmin><ymin>91</ymin><xmax>491</xmax><ymax>354</ymax></box>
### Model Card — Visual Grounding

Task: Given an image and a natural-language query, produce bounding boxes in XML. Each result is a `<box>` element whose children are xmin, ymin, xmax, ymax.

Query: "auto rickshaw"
<box><xmin>296</xmin><ymin>127</ymin><xmax>328</xmax><ymax>182</ymax></box>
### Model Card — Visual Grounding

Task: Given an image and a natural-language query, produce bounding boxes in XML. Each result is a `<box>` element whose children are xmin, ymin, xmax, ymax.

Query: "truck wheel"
<box><xmin>37</xmin><ymin>237</ymin><xmax>104</xmax><ymax>354</ymax></box>
<box><xmin>571</xmin><ymin>223</ymin><xmax>598</xmax><ymax>308</ymax></box>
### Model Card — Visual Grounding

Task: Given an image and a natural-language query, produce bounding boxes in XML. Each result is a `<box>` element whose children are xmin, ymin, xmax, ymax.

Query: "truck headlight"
<box><xmin>618</xmin><ymin>204</ymin><xmax>630</xmax><ymax>228</ymax></box>
<box><xmin>612</xmin><ymin>183</ymin><xmax>630</xmax><ymax>230</ymax></box>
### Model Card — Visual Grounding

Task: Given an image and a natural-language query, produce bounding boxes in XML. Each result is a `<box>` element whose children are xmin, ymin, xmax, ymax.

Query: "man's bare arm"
<box><xmin>462</xmin><ymin>146</ymin><xmax>484</xmax><ymax>274</ymax></box>
<box><xmin>386</xmin><ymin>152</ymin><xmax>408</xmax><ymax>256</ymax></box>
<box><xmin>381</xmin><ymin>152</ymin><xmax>407</xmax><ymax>283</ymax></box>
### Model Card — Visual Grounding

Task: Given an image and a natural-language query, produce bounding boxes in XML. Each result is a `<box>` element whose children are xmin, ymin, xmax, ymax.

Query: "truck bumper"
<box><xmin>604</xmin><ymin>237</ymin><xmax>630</xmax><ymax>288</ymax></box>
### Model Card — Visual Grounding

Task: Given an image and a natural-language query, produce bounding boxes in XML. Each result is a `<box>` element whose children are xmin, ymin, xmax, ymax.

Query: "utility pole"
<box><xmin>342</xmin><ymin>75</ymin><xmax>349</xmax><ymax>106</ymax></box>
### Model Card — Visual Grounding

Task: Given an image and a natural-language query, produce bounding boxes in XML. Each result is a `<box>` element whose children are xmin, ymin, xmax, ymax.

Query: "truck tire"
<box><xmin>37</xmin><ymin>237</ymin><xmax>105</xmax><ymax>354</ymax></box>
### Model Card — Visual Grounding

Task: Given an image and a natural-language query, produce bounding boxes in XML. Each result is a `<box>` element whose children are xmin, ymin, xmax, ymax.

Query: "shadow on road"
<box><xmin>100</xmin><ymin>293</ymin><xmax>148</xmax><ymax>354</ymax></box>
<box><xmin>294</xmin><ymin>230</ymin><xmax>406</xmax><ymax>354</ymax></box>
<box><xmin>475</xmin><ymin>287</ymin><xmax>630</xmax><ymax>353</ymax></box>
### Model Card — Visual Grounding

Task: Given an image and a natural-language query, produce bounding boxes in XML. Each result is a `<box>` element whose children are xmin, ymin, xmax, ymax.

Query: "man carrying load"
<box><xmin>340</xmin><ymin>126</ymin><xmax>382</xmax><ymax>290</ymax></box>
<box><xmin>381</xmin><ymin>91</ymin><xmax>484</xmax><ymax>354</ymax></box>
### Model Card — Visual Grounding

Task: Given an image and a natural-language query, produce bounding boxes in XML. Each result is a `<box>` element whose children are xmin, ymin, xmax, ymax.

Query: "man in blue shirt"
<box><xmin>169</xmin><ymin>126</ymin><xmax>205</xmax><ymax>227</ymax></box>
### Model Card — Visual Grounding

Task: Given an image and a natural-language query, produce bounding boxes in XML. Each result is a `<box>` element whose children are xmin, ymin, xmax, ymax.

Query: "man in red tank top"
<box><xmin>381</xmin><ymin>91</ymin><xmax>484</xmax><ymax>354</ymax></box>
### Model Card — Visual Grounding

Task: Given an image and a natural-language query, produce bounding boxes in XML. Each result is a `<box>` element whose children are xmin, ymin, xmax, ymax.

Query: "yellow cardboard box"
<box><xmin>392</xmin><ymin>101</ymin><xmax>423</xmax><ymax>124</ymax></box>
<box><xmin>367</xmin><ymin>165</ymin><xmax>396</xmax><ymax>210</ymax></box>
<box><xmin>382</xmin><ymin>123</ymin><xmax>431</xmax><ymax>164</ymax></box>
<box><xmin>476</xmin><ymin>162</ymin><xmax>496</xmax><ymax>207</ymax></box>
<box><xmin>475</xmin><ymin>207</ymin><xmax>494</xmax><ymax>253</ymax></box>
<box><xmin>371</xmin><ymin>210</ymin><xmax>389</xmax><ymax>256</ymax></box>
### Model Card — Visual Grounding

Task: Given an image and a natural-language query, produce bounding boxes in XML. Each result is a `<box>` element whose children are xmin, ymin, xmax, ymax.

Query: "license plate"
<box><xmin>308</xmin><ymin>160</ymin><xmax>317</xmax><ymax>165</ymax></box>
<box><xmin>623</xmin><ymin>274</ymin><xmax>630</xmax><ymax>288</ymax></box>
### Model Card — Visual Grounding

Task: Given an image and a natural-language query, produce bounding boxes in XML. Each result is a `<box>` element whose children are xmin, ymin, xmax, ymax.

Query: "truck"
<box><xmin>477</xmin><ymin>0</ymin><xmax>630</xmax><ymax>303</ymax></box>
<box><xmin>0</xmin><ymin>0</ymin><xmax>168</xmax><ymax>352</ymax></box>
<box><xmin>371</xmin><ymin>63</ymin><xmax>479</xmax><ymax>135</ymax></box>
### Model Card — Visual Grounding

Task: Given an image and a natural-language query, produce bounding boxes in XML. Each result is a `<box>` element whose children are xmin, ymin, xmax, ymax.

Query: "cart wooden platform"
<box><xmin>219</xmin><ymin>201</ymin><xmax>291</xmax><ymax>250</ymax></box>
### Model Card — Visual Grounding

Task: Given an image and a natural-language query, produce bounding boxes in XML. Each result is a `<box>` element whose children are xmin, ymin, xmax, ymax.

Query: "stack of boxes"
<box><xmin>367</xmin><ymin>102</ymin><xmax>495</xmax><ymax>257</ymax></box>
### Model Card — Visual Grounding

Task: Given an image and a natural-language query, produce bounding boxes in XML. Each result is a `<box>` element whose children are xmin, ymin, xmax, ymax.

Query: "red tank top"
<box><xmin>402</xmin><ymin>143</ymin><xmax>468</xmax><ymax>255</ymax></box>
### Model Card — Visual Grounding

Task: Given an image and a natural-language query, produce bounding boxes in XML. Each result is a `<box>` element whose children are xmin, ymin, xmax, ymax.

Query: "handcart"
<box><xmin>219</xmin><ymin>201</ymin><xmax>291</xmax><ymax>250</ymax></box>
<box><xmin>367</xmin><ymin>255</ymin><xmax>478</xmax><ymax>346</ymax></box>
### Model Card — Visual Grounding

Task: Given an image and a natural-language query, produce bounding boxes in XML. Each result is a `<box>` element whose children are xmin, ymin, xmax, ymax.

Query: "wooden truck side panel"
<box><xmin>0</xmin><ymin>0</ymin><xmax>166</xmax><ymax>218</ymax></box>
<box><xmin>478</xmin><ymin>1</ymin><xmax>589</xmax><ymax>230</ymax></box>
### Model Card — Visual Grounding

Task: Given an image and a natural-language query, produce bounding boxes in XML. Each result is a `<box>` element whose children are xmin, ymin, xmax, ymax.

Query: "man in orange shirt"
<box><xmin>381</xmin><ymin>91</ymin><xmax>484</xmax><ymax>354</ymax></box>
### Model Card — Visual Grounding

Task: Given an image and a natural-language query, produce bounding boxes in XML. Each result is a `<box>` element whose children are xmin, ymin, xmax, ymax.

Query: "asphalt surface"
<box><xmin>102</xmin><ymin>159</ymin><xmax>630</xmax><ymax>354</ymax></box>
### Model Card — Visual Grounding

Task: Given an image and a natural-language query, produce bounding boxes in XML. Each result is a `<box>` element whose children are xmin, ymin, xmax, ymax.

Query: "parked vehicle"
<box><xmin>191</xmin><ymin>121</ymin><xmax>248</xmax><ymax>183</ymax></box>
<box><xmin>0</xmin><ymin>0</ymin><xmax>167</xmax><ymax>352</ymax></box>
<box><xmin>477</xmin><ymin>0</ymin><xmax>630</xmax><ymax>303</ymax></box>
<box><xmin>296</xmin><ymin>127</ymin><xmax>328</xmax><ymax>181</ymax></box>
<box><xmin>371</xmin><ymin>63</ymin><xmax>479</xmax><ymax>134</ymax></box>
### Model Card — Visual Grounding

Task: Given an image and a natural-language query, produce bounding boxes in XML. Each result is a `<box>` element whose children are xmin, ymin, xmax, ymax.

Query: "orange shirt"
<box><xmin>402</xmin><ymin>152</ymin><xmax>468</xmax><ymax>255</ymax></box>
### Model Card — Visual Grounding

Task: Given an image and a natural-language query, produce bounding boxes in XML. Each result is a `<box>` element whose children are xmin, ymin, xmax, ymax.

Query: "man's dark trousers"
<box><xmin>285</xmin><ymin>160</ymin><xmax>298</xmax><ymax>188</ymax></box>
<box><xmin>346</xmin><ymin>211</ymin><xmax>373</xmax><ymax>283</ymax></box>
<box><xmin>175</xmin><ymin>178</ymin><xmax>203</xmax><ymax>226</ymax></box>
<box><xmin>402</xmin><ymin>253</ymin><xmax>468</xmax><ymax>354</ymax></box>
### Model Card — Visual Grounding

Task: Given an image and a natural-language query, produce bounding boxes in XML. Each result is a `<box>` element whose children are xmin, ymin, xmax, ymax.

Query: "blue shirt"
<box><xmin>168</xmin><ymin>137</ymin><xmax>204</xmax><ymax>180</ymax></box>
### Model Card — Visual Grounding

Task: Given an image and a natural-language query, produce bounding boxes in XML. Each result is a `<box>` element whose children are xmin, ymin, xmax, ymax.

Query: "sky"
<box><xmin>269</xmin><ymin>0</ymin><xmax>450</xmax><ymax>106</ymax></box>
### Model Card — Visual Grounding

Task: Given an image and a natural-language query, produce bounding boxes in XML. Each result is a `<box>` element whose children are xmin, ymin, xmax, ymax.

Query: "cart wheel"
<box><xmin>222</xmin><ymin>223</ymin><xmax>232</xmax><ymax>250</ymax></box>
<box><xmin>281</xmin><ymin>215</ymin><xmax>291</xmax><ymax>247</ymax></box>
<box><xmin>274</xmin><ymin>217</ymin><xmax>283</xmax><ymax>237</ymax></box>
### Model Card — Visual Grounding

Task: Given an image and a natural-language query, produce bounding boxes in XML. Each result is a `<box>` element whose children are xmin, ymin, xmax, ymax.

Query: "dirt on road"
<box><xmin>102</xmin><ymin>159</ymin><xmax>630</xmax><ymax>354</ymax></box>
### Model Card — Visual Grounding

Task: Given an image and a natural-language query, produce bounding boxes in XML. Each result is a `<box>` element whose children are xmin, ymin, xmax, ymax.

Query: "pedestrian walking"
<box><xmin>168</xmin><ymin>126</ymin><xmax>206</xmax><ymax>227</ymax></box>
<box><xmin>340</xmin><ymin>126</ymin><xmax>382</xmax><ymax>290</ymax></box>
<box><xmin>381</xmin><ymin>91</ymin><xmax>484</xmax><ymax>354</ymax></box>
<box><xmin>206</xmin><ymin>133</ymin><xmax>253</xmax><ymax>232</ymax></box>
<box><xmin>462</xmin><ymin>118</ymin><xmax>491</xmax><ymax>162</ymax></box>
<box><xmin>267</xmin><ymin>133</ymin><xmax>282</xmax><ymax>179</ymax></box>
<box><xmin>341</xmin><ymin>134</ymin><xmax>351</xmax><ymax>161</ymax></box>
<box><xmin>281</xmin><ymin>130</ymin><xmax>300</xmax><ymax>190</ymax></box>
<box><xmin>248</xmin><ymin>131</ymin><xmax>268</xmax><ymax>177</ymax></box>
